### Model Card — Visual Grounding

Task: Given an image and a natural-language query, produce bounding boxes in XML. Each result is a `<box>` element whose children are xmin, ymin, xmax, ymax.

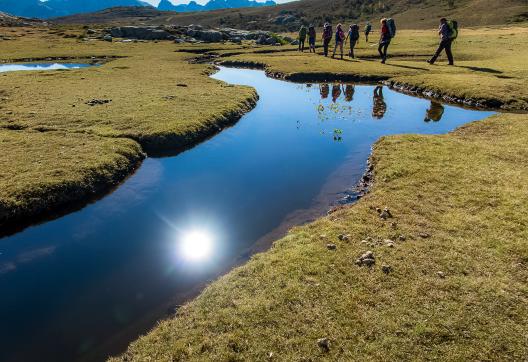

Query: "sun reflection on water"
<box><xmin>179</xmin><ymin>230</ymin><xmax>213</xmax><ymax>261</ymax></box>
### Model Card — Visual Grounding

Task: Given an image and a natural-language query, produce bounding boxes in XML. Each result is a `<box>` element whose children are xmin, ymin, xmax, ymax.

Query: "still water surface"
<box><xmin>0</xmin><ymin>67</ymin><xmax>494</xmax><ymax>361</ymax></box>
<box><xmin>0</xmin><ymin>63</ymin><xmax>93</xmax><ymax>73</ymax></box>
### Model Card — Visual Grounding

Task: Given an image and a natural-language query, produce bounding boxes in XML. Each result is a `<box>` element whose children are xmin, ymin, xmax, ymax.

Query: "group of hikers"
<box><xmin>318</xmin><ymin>83</ymin><xmax>444</xmax><ymax>122</ymax></box>
<box><xmin>297</xmin><ymin>17</ymin><xmax>458</xmax><ymax>65</ymax></box>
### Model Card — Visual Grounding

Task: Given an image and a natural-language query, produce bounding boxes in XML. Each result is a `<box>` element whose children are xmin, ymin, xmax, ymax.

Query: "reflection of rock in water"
<box><xmin>319</xmin><ymin>83</ymin><xmax>329</xmax><ymax>99</ymax></box>
<box><xmin>332</xmin><ymin>84</ymin><xmax>342</xmax><ymax>103</ymax></box>
<box><xmin>344</xmin><ymin>85</ymin><xmax>355</xmax><ymax>102</ymax></box>
<box><xmin>424</xmin><ymin>101</ymin><xmax>445</xmax><ymax>122</ymax></box>
<box><xmin>372</xmin><ymin>86</ymin><xmax>387</xmax><ymax>119</ymax></box>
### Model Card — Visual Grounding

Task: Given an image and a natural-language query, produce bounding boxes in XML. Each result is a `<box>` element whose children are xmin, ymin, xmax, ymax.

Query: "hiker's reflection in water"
<box><xmin>424</xmin><ymin>101</ymin><xmax>445</xmax><ymax>122</ymax></box>
<box><xmin>319</xmin><ymin>83</ymin><xmax>330</xmax><ymax>99</ymax></box>
<box><xmin>344</xmin><ymin>85</ymin><xmax>355</xmax><ymax>102</ymax></box>
<box><xmin>372</xmin><ymin>86</ymin><xmax>387</xmax><ymax>119</ymax></box>
<box><xmin>332</xmin><ymin>84</ymin><xmax>342</xmax><ymax>103</ymax></box>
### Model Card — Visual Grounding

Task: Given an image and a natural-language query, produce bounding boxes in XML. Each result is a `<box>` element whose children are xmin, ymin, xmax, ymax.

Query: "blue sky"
<box><xmin>143</xmin><ymin>0</ymin><xmax>295</xmax><ymax>5</ymax></box>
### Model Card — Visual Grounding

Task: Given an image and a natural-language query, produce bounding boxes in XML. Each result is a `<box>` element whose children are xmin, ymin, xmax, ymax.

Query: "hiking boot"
<box><xmin>448</xmin><ymin>62</ymin><xmax>454</xmax><ymax>66</ymax></box>
<box><xmin>427</xmin><ymin>59</ymin><xmax>434</xmax><ymax>64</ymax></box>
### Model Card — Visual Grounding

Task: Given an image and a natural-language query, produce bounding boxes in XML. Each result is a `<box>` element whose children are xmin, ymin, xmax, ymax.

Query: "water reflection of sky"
<box><xmin>0</xmin><ymin>67</ymin><xmax>494</xmax><ymax>362</ymax></box>
<box><xmin>0</xmin><ymin>63</ymin><xmax>93</xmax><ymax>73</ymax></box>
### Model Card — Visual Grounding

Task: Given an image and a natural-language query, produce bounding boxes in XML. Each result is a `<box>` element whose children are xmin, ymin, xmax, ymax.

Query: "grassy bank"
<box><xmin>0</xmin><ymin>28</ymin><xmax>257</xmax><ymax>228</ymax></box>
<box><xmin>115</xmin><ymin>111</ymin><xmax>528</xmax><ymax>361</ymax></box>
<box><xmin>221</xmin><ymin>26</ymin><xmax>528</xmax><ymax>110</ymax></box>
<box><xmin>113</xmin><ymin>26</ymin><xmax>528</xmax><ymax>361</ymax></box>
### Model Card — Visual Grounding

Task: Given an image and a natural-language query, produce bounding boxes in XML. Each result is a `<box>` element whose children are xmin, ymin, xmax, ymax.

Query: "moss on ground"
<box><xmin>221</xmin><ymin>26</ymin><xmax>528</xmax><ymax>110</ymax></box>
<box><xmin>115</xmin><ymin>112</ymin><xmax>528</xmax><ymax>361</ymax></box>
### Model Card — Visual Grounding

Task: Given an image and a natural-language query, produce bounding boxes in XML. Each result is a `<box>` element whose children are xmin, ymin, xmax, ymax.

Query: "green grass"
<box><xmin>114</xmin><ymin>112</ymin><xmax>528</xmax><ymax>361</ymax></box>
<box><xmin>0</xmin><ymin>128</ymin><xmax>143</xmax><ymax>228</ymax></box>
<box><xmin>221</xmin><ymin>26</ymin><xmax>528</xmax><ymax>110</ymax></box>
<box><xmin>0</xmin><ymin>28</ymin><xmax>257</xmax><ymax>227</ymax></box>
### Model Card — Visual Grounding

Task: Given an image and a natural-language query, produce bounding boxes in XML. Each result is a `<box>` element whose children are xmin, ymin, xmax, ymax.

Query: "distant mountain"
<box><xmin>0</xmin><ymin>0</ymin><xmax>276</xmax><ymax>19</ymax></box>
<box><xmin>0</xmin><ymin>0</ymin><xmax>152</xmax><ymax>18</ymax></box>
<box><xmin>157</xmin><ymin>0</ymin><xmax>276</xmax><ymax>13</ymax></box>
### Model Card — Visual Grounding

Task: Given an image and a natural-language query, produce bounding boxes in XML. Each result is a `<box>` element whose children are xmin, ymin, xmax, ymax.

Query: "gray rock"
<box><xmin>109</xmin><ymin>26</ymin><xmax>173</xmax><ymax>41</ymax></box>
<box><xmin>436</xmin><ymin>271</ymin><xmax>446</xmax><ymax>279</ymax></box>
<box><xmin>356</xmin><ymin>250</ymin><xmax>375</xmax><ymax>267</ymax></box>
<box><xmin>326</xmin><ymin>243</ymin><xmax>337</xmax><ymax>251</ymax></box>
<box><xmin>382</xmin><ymin>265</ymin><xmax>392</xmax><ymax>274</ymax></box>
<box><xmin>290</xmin><ymin>39</ymin><xmax>299</xmax><ymax>45</ymax></box>
<box><xmin>103</xmin><ymin>34</ymin><xmax>112</xmax><ymax>42</ymax></box>
<box><xmin>317</xmin><ymin>338</ymin><xmax>330</xmax><ymax>352</ymax></box>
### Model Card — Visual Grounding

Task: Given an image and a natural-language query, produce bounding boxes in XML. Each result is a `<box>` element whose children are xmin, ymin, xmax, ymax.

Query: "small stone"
<box><xmin>380</xmin><ymin>207</ymin><xmax>393</xmax><ymax>220</ymax></box>
<box><xmin>338</xmin><ymin>234</ymin><xmax>351</xmax><ymax>241</ymax></box>
<box><xmin>267</xmin><ymin>352</ymin><xmax>274</xmax><ymax>359</ymax></box>
<box><xmin>384</xmin><ymin>240</ymin><xmax>395</xmax><ymax>248</ymax></box>
<box><xmin>320</xmin><ymin>234</ymin><xmax>327</xmax><ymax>239</ymax></box>
<box><xmin>382</xmin><ymin>265</ymin><xmax>392</xmax><ymax>274</ymax></box>
<box><xmin>375</xmin><ymin>207</ymin><xmax>382</xmax><ymax>213</ymax></box>
<box><xmin>356</xmin><ymin>251</ymin><xmax>375</xmax><ymax>267</ymax></box>
<box><xmin>317</xmin><ymin>338</ymin><xmax>330</xmax><ymax>352</ymax></box>
<box><xmin>436</xmin><ymin>271</ymin><xmax>446</xmax><ymax>279</ymax></box>
<box><xmin>390</xmin><ymin>222</ymin><xmax>398</xmax><ymax>228</ymax></box>
<box><xmin>419</xmin><ymin>232</ymin><xmax>431</xmax><ymax>239</ymax></box>
<box><xmin>360</xmin><ymin>239</ymin><xmax>368</xmax><ymax>244</ymax></box>
<box><xmin>326</xmin><ymin>243</ymin><xmax>337</xmax><ymax>251</ymax></box>
<box><xmin>398</xmin><ymin>235</ymin><xmax>406</xmax><ymax>241</ymax></box>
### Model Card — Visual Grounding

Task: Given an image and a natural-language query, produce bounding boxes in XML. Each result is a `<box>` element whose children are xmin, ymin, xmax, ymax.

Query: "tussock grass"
<box><xmin>115</xmin><ymin>112</ymin><xmax>528</xmax><ymax>361</ymax></box>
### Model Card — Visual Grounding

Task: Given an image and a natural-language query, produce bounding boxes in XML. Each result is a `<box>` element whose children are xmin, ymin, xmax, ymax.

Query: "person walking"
<box><xmin>345</xmin><ymin>24</ymin><xmax>360</xmax><ymax>58</ymax></box>
<box><xmin>332</xmin><ymin>23</ymin><xmax>345</xmax><ymax>59</ymax></box>
<box><xmin>308</xmin><ymin>25</ymin><xmax>316</xmax><ymax>53</ymax></box>
<box><xmin>364</xmin><ymin>22</ymin><xmax>372</xmax><ymax>42</ymax></box>
<box><xmin>427</xmin><ymin>18</ymin><xmax>454</xmax><ymax>65</ymax></box>
<box><xmin>378</xmin><ymin>18</ymin><xmax>391</xmax><ymax>64</ymax></box>
<box><xmin>322</xmin><ymin>23</ymin><xmax>333</xmax><ymax>57</ymax></box>
<box><xmin>298</xmin><ymin>25</ymin><xmax>307</xmax><ymax>52</ymax></box>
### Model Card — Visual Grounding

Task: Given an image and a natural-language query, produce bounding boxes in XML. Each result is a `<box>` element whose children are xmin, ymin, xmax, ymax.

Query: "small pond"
<box><xmin>0</xmin><ymin>63</ymin><xmax>94</xmax><ymax>73</ymax></box>
<box><xmin>0</xmin><ymin>67</ymin><xmax>494</xmax><ymax>362</ymax></box>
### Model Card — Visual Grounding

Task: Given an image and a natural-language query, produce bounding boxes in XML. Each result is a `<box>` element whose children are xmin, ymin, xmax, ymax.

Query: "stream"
<box><xmin>0</xmin><ymin>66</ymin><xmax>494</xmax><ymax>361</ymax></box>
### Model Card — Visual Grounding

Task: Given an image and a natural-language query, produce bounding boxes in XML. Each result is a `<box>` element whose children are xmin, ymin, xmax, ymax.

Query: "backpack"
<box><xmin>350</xmin><ymin>24</ymin><xmax>360</xmax><ymax>40</ymax></box>
<box><xmin>324</xmin><ymin>26</ymin><xmax>333</xmax><ymax>40</ymax></box>
<box><xmin>447</xmin><ymin>20</ymin><xmax>458</xmax><ymax>39</ymax></box>
<box><xmin>386</xmin><ymin>18</ymin><xmax>396</xmax><ymax>38</ymax></box>
<box><xmin>365</xmin><ymin>24</ymin><xmax>372</xmax><ymax>33</ymax></box>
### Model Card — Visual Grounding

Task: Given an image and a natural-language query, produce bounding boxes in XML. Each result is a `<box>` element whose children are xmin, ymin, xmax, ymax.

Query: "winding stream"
<box><xmin>0</xmin><ymin>67</ymin><xmax>494</xmax><ymax>362</ymax></box>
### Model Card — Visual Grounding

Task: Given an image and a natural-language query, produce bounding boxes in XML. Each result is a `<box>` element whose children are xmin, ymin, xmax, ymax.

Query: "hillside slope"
<box><xmin>54</xmin><ymin>0</ymin><xmax>528</xmax><ymax>29</ymax></box>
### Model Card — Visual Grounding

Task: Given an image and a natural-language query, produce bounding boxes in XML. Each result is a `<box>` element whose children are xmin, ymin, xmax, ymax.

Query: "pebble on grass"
<box><xmin>326</xmin><ymin>243</ymin><xmax>337</xmax><ymax>250</ymax></box>
<box><xmin>317</xmin><ymin>338</ymin><xmax>330</xmax><ymax>352</ymax></box>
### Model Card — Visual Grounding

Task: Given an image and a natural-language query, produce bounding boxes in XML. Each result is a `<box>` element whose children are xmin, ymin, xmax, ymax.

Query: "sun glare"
<box><xmin>180</xmin><ymin>230</ymin><xmax>213</xmax><ymax>261</ymax></box>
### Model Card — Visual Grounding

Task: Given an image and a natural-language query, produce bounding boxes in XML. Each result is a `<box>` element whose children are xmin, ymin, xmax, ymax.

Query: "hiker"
<box><xmin>378</xmin><ymin>18</ymin><xmax>391</xmax><ymax>63</ymax></box>
<box><xmin>364</xmin><ymin>22</ymin><xmax>372</xmax><ymax>42</ymax></box>
<box><xmin>308</xmin><ymin>25</ymin><xmax>316</xmax><ymax>53</ymax></box>
<box><xmin>372</xmin><ymin>86</ymin><xmax>387</xmax><ymax>119</ymax></box>
<box><xmin>332</xmin><ymin>84</ymin><xmax>342</xmax><ymax>102</ymax></box>
<box><xmin>345</xmin><ymin>24</ymin><xmax>360</xmax><ymax>58</ymax></box>
<box><xmin>344</xmin><ymin>84</ymin><xmax>355</xmax><ymax>102</ymax></box>
<box><xmin>424</xmin><ymin>101</ymin><xmax>445</xmax><ymax>122</ymax></box>
<box><xmin>332</xmin><ymin>24</ymin><xmax>345</xmax><ymax>59</ymax></box>
<box><xmin>298</xmin><ymin>25</ymin><xmax>307</xmax><ymax>52</ymax></box>
<box><xmin>322</xmin><ymin>23</ymin><xmax>333</xmax><ymax>57</ymax></box>
<box><xmin>428</xmin><ymin>18</ymin><xmax>455</xmax><ymax>65</ymax></box>
<box><xmin>320</xmin><ymin>83</ymin><xmax>330</xmax><ymax>99</ymax></box>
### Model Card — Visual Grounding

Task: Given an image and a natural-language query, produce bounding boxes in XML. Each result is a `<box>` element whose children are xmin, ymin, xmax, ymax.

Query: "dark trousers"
<box><xmin>430</xmin><ymin>39</ymin><xmax>454</xmax><ymax>64</ymax></box>
<box><xmin>298</xmin><ymin>39</ymin><xmax>305</xmax><ymax>52</ymax></box>
<box><xmin>378</xmin><ymin>40</ymin><xmax>390</xmax><ymax>61</ymax></box>
<box><xmin>323</xmin><ymin>39</ymin><xmax>331</xmax><ymax>56</ymax></box>
<box><xmin>349</xmin><ymin>40</ymin><xmax>357</xmax><ymax>58</ymax></box>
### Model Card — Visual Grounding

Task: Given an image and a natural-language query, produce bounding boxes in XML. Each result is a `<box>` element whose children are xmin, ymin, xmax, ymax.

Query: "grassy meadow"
<box><xmin>0</xmin><ymin>23</ymin><xmax>527</xmax><ymax>360</ymax></box>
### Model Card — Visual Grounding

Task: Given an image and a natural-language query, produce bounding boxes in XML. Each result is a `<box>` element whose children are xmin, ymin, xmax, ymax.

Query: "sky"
<box><xmin>143</xmin><ymin>0</ymin><xmax>295</xmax><ymax>6</ymax></box>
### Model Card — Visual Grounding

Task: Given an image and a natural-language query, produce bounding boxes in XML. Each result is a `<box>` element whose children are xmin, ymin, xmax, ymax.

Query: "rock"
<box><xmin>317</xmin><ymin>338</ymin><xmax>330</xmax><ymax>352</ymax></box>
<box><xmin>356</xmin><ymin>251</ymin><xmax>375</xmax><ymax>267</ymax></box>
<box><xmin>86</xmin><ymin>99</ymin><xmax>111</xmax><ymax>106</ymax></box>
<box><xmin>326</xmin><ymin>243</ymin><xmax>337</xmax><ymax>251</ymax></box>
<box><xmin>419</xmin><ymin>232</ymin><xmax>431</xmax><ymax>239</ymax></box>
<box><xmin>103</xmin><ymin>34</ymin><xmax>112</xmax><ymax>42</ymax></box>
<box><xmin>398</xmin><ymin>235</ymin><xmax>406</xmax><ymax>241</ymax></box>
<box><xmin>86</xmin><ymin>29</ymin><xmax>97</xmax><ymax>35</ymax></box>
<box><xmin>380</xmin><ymin>207</ymin><xmax>393</xmax><ymax>220</ymax></box>
<box><xmin>382</xmin><ymin>265</ymin><xmax>392</xmax><ymax>274</ymax></box>
<box><xmin>338</xmin><ymin>234</ymin><xmax>350</xmax><ymax>241</ymax></box>
<box><xmin>384</xmin><ymin>239</ymin><xmax>395</xmax><ymax>248</ymax></box>
<box><xmin>375</xmin><ymin>207</ymin><xmax>382</xmax><ymax>213</ymax></box>
<box><xmin>290</xmin><ymin>39</ymin><xmax>299</xmax><ymax>45</ymax></box>
<box><xmin>390</xmin><ymin>221</ymin><xmax>398</xmax><ymax>228</ymax></box>
<box><xmin>192</xmin><ymin>30</ymin><xmax>224</xmax><ymax>42</ymax></box>
<box><xmin>436</xmin><ymin>271</ymin><xmax>446</xmax><ymax>279</ymax></box>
